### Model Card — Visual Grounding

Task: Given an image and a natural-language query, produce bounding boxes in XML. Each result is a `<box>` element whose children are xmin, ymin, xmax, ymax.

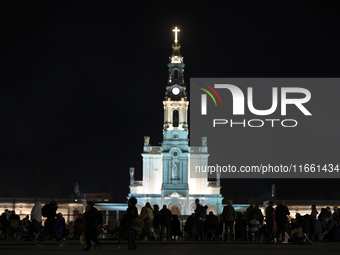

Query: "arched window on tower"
<box><xmin>174</xmin><ymin>70</ymin><xmax>178</xmax><ymax>80</ymax></box>
<box><xmin>173</xmin><ymin>110</ymin><xmax>179</xmax><ymax>127</ymax></box>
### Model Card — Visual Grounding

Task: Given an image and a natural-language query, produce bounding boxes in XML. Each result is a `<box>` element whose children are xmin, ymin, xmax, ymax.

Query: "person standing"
<box><xmin>192</xmin><ymin>199</ymin><xmax>207</xmax><ymax>241</ymax></box>
<box><xmin>265</xmin><ymin>201</ymin><xmax>275</xmax><ymax>241</ymax></box>
<box><xmin>36</xmin><ymin>197</ymin><xmax>65</xmax><ymax>248</ymax></box>
<box><xmin>246</xmin><ymin>204</ymin><xmax>255</xmax><ymax>240</ymax></box>
<box><xmin>235</xmin><ymin>212</ymin><xmax>247</xmax><ymax>241</ymax></box>
<box><xmin>126</xmin><ymin>197</ymin><xmax>138</xmax><ymax>251</ymax></box>
<box><xmin>222</xmin><ymin>200</ymin><xmax>236</xmax><ymax>241</ymax></box>
<box><xmin>333</xmin><ymin>206</ymin><xmax>339</xmax><ymax>227</ymax></box>
<box><xmin>56</xmin><ymin>213</ymin><xmax>67</xmax><ymax>240</ymax></box>
<box><xmin>184</xmin><ymin>213</ymin><xmax>195</xmax><ymax>240</ymax></box>
<box><xmin>275</xmin><ymin>200</ymin><xmax>290</xmax><ymax>244</ymax></box>
<box><xmin>170</xmin><ymin>215</ymin><xmax>182</xmax><ymax>240</ymax></box>
<box><xmin>139</xmin><ymin>202</ymin><xmax>154</xmax><ymax>241</ymax></box>
<box><xmin>27</xmin><ymin>197</ymin><xmax>42</xmax><ymax>241</ymax></box>
<box><xmin>246</xmin><ymin>204</ymin><xmax>255</xmax><ymax>222</ymax></box>
<box><xmin>160</xmin><ymin>205</ymin><xmax>172</xmax><ymax>241</ymax></box>
<box><xmin>249</xmin><ymin>215</ymin><xmax>260</xmax><ymax>241</ymax></box>
<box><xmin>311</xmin><ymin>205</ymin><xmax>318</xmax><ymax>219</ymax></box>
<box><xmin>153</xmin><ymin>204</ymin><xmax>161</xmax><ymax>239</ymax></box>
<box><xmin>205</xmin><ymin>211</ymin><xmax>219</xmax><ymax>240</ymax></box>
<box><xmin>74</xmin><ymin>213</ymin><xmax>83</xmax><ymax>243</ymax></box>
<box><xmin>82</xmin><ymin>202</ymin><xmax>101</xmax><ymax>251</ymax></box>
<box><xmin>254</xmin><ymin>205</ymin><xmax>264</xmax><ymax>225</ymax></box>
<box><xmin>0</xmin><ymin>210</ymin><xmax>9</xmax><ymax>237</ymax></box>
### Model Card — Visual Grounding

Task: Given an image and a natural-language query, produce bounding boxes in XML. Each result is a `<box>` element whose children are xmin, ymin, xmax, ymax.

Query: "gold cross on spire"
<box><xmin>172</xmin><ymin>27</ymin><xmax>180</xmax><ymax>43</ymax></box>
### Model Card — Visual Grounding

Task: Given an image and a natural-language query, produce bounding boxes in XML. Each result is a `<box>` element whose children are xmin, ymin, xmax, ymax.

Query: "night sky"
<box><xmin>1</xmin><ymin>1</ymin><xmax>339</xmax><ymax>203</ymax></box>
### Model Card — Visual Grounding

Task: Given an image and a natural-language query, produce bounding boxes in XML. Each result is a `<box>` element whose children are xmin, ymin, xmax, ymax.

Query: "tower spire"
<box><xmin>165</xmin><ymin>27</ymin><xmax>186</xmax><ymax>99</ymax></box>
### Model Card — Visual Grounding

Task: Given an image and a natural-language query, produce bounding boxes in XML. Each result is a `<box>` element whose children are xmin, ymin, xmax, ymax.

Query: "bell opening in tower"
<box><xmin>173</xmin><ymin>110</ymin><xmax>179</xmax><ymax>127</ymax></box>
<box><xmin>174</xmin><ymin>70</ymin><xmax>178</xmax><ymax>80</ymax></box>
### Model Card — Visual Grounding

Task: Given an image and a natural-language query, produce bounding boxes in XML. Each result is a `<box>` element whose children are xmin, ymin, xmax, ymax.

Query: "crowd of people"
<box><xmin>120</xmin><ymin>197</ymin><xmax>340</xmax><ymax>249</ymax></box>
<box><xmin>0</xmin><ymin>209</ymin><xmax>22</xmax><ymax>239</ymax></box>
<box><xmin>1</xmin><ymin>197</ymin><xmax>340</xmax><ymax>251</ymax></box>
<box><xmin>120</xmin><ymin>198</ymin><xmax>183</xmax><ymax>250</ymax></box>
<box><xmin>288</xmin><ymin>205</ymin><xmax>340</xmax><ymax>242</ymax></box>
<box><xmin>220</xmin><ymin>200</ymin><xmax>340</xmax><ymax>243</ymax></box>
<box><xmin>0</xmin><ymin>197</ymin><xmax>103</xmax><ymax>250</ymax></box>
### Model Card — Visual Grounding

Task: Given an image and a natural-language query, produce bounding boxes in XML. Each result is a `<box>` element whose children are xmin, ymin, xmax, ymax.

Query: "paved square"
<box><xmin>1</xmin><ymin>240</ymin><xmax>340</xmax><ymax>255</ymax></box>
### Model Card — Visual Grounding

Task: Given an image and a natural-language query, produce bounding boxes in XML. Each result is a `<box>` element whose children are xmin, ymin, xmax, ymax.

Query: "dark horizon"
<box><xmin>1</xmin><ymin>1</ymin><xmax>340</xmax><ymax>204</ymax></box>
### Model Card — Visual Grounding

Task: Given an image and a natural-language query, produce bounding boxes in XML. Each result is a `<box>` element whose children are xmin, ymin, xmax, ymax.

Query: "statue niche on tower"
<box><xmin>172</xmin><ymin>162</ymin><xmax>180</xmax><ymax>180</ymax></box>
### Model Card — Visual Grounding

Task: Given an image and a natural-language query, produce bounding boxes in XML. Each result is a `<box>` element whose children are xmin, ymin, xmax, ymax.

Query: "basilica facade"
<box><xmin>128</xmin><ymin>28</ymin><xmax>223</xmax><ymax>215</ymax></box>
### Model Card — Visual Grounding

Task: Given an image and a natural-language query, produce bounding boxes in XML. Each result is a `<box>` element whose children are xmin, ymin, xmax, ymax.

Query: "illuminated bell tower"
<box><xmin>163</xmin><ymin>27</ymin><xmax>189</xmax><ymax>150</ymax></box>
<box><xmin>161</xmin><ymin>27</ymin><xmax>189</xmax><ymax>202</ymax></box>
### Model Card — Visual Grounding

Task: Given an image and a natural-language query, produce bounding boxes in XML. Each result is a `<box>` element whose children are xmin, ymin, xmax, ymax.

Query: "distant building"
<box><xmin>80</xmin><ymin>192</ymin><xmax>110</xmax><ymax>202</ymax></box>
<box><xmin>0</xmin><ymin>198</ymin><xmax>84</xmax><ymax>223</ymax></box>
